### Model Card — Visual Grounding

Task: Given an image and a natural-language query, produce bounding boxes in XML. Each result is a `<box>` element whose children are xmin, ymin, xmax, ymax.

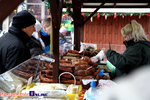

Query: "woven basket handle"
<box><xmin>58</xmin><ymin>72</ymin><xmax>76</xmax><ymax>85</ymax></box>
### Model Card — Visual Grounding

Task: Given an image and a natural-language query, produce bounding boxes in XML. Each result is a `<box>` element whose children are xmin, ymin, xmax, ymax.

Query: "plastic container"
<box><xmin>96</xmin><ymin>69</ymin><xmax>104</xmax><ymax>80</ymax></box>
<box><xmin>106</xmin><ymin>60</ymin><xmax>116</xmax><ymax>77</ymax></box>
<box><xmin>98</xmin><ymin>69</ymin><xmax>104</xmax><ymax>76</ymax></box>
<box><xmin>84</xmin><ymin>81</ymin><xmax>99</xmax><ymax>100</ymax></box>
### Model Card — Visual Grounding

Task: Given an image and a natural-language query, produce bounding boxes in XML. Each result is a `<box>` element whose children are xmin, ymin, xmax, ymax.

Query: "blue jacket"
<box><xmin>40</xmin><ymin>29</ymin><xmax>50</xmax><ymax>53</ymax></box>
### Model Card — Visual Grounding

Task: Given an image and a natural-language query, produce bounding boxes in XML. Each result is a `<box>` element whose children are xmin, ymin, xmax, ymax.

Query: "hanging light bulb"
<box><xmin>90</xmin><ymin>17</ymin><xmax>93</xmax><ymax>22</ymax></box>
<box><xmin>105</xmin><ymin>14</ymin><xmax>107</xmax><ymax>20</ymax></box>
<box><xmin>14</xmin><ymin>9</ymin><xmax>17</xmax><ymax>12</ymax></box>
<box><xmin>139</xmin><ymin>13</ymin><xmax>142</xmax><ymax>19</ymax></box>
<box><xmin>28</xmin><ymin>8</ymin><xmax>31</xmax><ymax>11</ymax></box>
<box><xmin>102</xmin><ymin>13</ymin><xmax>105</xmax><ymax>16</ymax></box>
<box><xmin>122</xmin><ymin>14</ymin><xmax>124</xmax><ymax>18</ymax></box>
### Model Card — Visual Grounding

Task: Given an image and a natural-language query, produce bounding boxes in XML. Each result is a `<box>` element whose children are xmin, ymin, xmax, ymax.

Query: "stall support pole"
<box><xmin>72</xmin><ymin>0</ymin><xmax>83</xmax><ymax>51</ymax></box>
<box><xmin>49</xmin><ymin>0</ymin><xmax>63</xmax><ymax>83</ymax></box>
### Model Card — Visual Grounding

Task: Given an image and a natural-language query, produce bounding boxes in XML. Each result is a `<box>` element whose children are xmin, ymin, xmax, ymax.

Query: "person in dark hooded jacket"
<box><xmin>103</xmin><ymin>20</ymin><xmax>150</xmax><ymax>79</ymax></box>
<box><xmin>0</xmin><ymin>10</ymin><xmax>36</xmax><ymax>74</ymax></box>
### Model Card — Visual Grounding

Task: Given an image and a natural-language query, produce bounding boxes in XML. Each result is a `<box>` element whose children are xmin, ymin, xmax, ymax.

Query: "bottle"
<box><xmin>96</xmin><ymin>69</ymin><xmax>104</xmax><ymax>80</ymax></box>
<box><xmin>84</xmin><ymin>81</ymin><xmax>99</xmax><ymax>100</ymax></box>
<box><xmin>98</xmin><ymin>69</ymin><xmax>104</xmax><ymax>76</ymax></box>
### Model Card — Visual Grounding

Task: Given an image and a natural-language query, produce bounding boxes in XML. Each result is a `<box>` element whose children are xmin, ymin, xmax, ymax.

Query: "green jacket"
<box><xmin>106</xmin><ymin>39</ymin><xmax>150</xmax><ymax>78</ymax></box>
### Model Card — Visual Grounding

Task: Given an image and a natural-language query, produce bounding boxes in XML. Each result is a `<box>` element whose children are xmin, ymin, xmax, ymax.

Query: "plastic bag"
<box><xmin>80</xmin><ymin>42</ymin><xmax>97</xmax><ymax>52</ymax></box>
<box><xmin>59</xmin><ymin>43</ymin><xmax>74</xmax><ymax>59</ymax></box>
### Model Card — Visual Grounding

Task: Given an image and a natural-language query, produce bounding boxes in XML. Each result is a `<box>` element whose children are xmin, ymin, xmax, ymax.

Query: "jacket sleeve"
<box><xmin>30</xmin><ymin>47</ymin><xmax>43</xmax><ymax>57</ymax></box>
<box><xmin>59</xmin><ymin>37</ymin><xmax>66</xmax><ymax>46</ymax></box>
<box><xmin>66</xmin><ymin>39</ymin><xmax>70</xmax><ymax>44</ymax></box>
<box><xmin>106</xmin><ymin>46</ymin><xmax>143</xmax><ymax>73</ymax></box>
<box><xmin>5</xmin><ymin>46</ymin><xmax>30</xmax><ymax>71</ymax></box>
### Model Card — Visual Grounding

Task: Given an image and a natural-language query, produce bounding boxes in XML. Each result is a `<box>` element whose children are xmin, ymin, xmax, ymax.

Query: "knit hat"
<box><xmin>59</xmin><ymin>26</ymin><xmax>67</xmax><ymax>34</ymax></box>
<box><xmin>12</xmin><ymin>10</ymin><xmax>36</xmax><ymax>29</ymax></box>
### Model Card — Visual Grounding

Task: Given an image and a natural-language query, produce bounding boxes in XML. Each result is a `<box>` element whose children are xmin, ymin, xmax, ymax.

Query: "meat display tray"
<box><xmin>0</xmin><ymin>54</ymin><xmax>55</xmax><ymax>93</ymax></box>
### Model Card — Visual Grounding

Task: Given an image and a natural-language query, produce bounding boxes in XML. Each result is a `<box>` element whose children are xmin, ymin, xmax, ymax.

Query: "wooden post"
<box><xmin>72</xmin><ymin>0</ymin><xmax>82</xmax><ymax>51</ymax></box>
<box><xmin>49</xmin><ymin>0</ymin><xmax>63</xmax><ymax>83</ymax></box>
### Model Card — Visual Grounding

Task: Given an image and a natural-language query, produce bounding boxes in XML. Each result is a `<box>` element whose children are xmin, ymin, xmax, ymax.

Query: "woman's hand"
<box><xmin>102</xmin><ymin>48</ymin><xmax>108</xmax><ymax>55</ymax></box>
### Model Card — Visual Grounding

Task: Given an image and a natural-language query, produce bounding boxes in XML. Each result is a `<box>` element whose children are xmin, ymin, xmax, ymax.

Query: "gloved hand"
<box><xmin>90</xmin><ymin>50</ymin><xmax>105</xmax><ymax>63</ymax></box>
<box><xmin>95</xmin><ymin>50</ymin><xmax>105</xmax><ymax>60</ymax></box>
<box><xmin>90</xmin><ymin>57</ymin><xmax>99</xmax><ymax>63</ymax></box>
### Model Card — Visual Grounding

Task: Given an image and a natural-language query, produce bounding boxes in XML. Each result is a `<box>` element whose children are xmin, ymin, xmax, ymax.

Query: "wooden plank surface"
<box><xmin>83</xmin><ymin>16</ymin><xmax>150</xmax><ymax>51</ymax></box>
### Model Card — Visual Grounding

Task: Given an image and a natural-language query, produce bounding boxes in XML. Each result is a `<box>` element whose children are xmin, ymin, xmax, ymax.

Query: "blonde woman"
<box><xmin>103</xmin><ymin>20</ymin><xmax>150</xmax><ymax>79</ymax></box>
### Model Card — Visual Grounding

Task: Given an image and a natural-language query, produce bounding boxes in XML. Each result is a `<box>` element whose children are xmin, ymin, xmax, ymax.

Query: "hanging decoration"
<box><xmin>63</xmin><ymin>0</ymin><xmax>150</xmax><ymax>20</ymax></box>
<box><xmin>130</xmin><ymin>13</ymin><xmax>133</xmax><ymax>17</ymax></box>
<box><xmin>97</xmin><ymin>13</ymin><xmax>100</xmax><ymax>19</ymax></box>
<box><xmin>114</xmin><ymin>13</ymin><xmax>117</xmax><ymax>19</ymax></box>
<box><xmin>64</xmin><ymin>0</ymin><xmax>73</xmax><ymax>18</ymax></box>
<box><xmin>139</xmin><ymin>13</ymin><xmax>142</xmax><ymax>19</ymax></box>
<box><xmin>90</xmin><ymin>17</ymin><xmax>93</xmax><ymax>22</ymax></box>
<box><xmin>46</xmin><ymin>1</ymin><xmax>50</xmax><ymax>8</ymax></box>
<box><xmin>64</xmin><ymin>13</ymin><xmax>67</xmax><ymax>18</ymax></box>
<box><xmin>146</xmin><ymin>14</ymin><xmax>150</xmax><ymax>17</ymax></box>
<box><xmin>62</xmin><ymin>7</ymin><xmax>150</xmax><ymax>19</ymax></box>
<box><xmin>122</xmin><ymin>14</ymin><xmax>125</xmax><ymax>18</ymax></box>
<box><xmin>82</xmin><ymin>13</ymin><xmax>85</xmax><ymax>17</ymax></box>
<box><xmin>73</xmin><ymin>12</ymin><xmax>149</xmax><ymax>17</ymax></box>
<box><xmin>46</xmin><ymin>0</ymin><xmax>50</xmax><ymax>14</ymax></box>
<box><xmin>105</xmin><ymin>14</ymin><xmax>108</xmax><ymax>20</ymax></box>
<box><xmin>65</xmin><ymin>0</ymin><xmax>72</xmax><ymax>4</ymax></box>
<box><xmin>47</xmin><ymin>0</ymin><xmax>150</xmax><ymax>19</ymax></box>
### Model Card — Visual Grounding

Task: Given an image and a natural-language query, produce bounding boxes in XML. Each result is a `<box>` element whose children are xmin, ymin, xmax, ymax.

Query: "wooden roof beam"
<box><xmin>114</xmin><ymin>3</ymin><xmax>116</xmax><ymax>8</ymax></box>
<box><xmin>147</xmin><ymin>3</ymin><xmax>150</xmax><ymax>8</ymax></box>
<box><xmin>82</xmin><ymin>5</ymin><xmax>149</xmax><ymax>8</ymax></box>
<box><xmin>81</xmin><ymin>2</ymin><xmax>105</xmax><ymax>26</ymax></box>
<box><xmin>0</xmin><ymin>0</ymin><xmax>24</xmax><ymax>23</ymax></box>
<box><xmin>82</xmin><ymin>0</ymin><xmax>149</xmax><ymax>3</ymax></box>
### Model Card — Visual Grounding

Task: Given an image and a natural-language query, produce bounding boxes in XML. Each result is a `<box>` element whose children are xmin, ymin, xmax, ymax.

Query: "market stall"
<box><xmin>0</xmin><ymin>48</ymin><xmax>113</xmax><ymax>100</ymax></box>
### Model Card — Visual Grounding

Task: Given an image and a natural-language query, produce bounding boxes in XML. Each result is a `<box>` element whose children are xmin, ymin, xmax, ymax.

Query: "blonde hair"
<box><xmin>121</xmin><ymin>20</ymin><xmax>147</xmax><ymax>41</ymax></box>
<box><xmin>42</xmin><ymin>17</ymin><xmax>51</xmax><ymax>27</ymax></box>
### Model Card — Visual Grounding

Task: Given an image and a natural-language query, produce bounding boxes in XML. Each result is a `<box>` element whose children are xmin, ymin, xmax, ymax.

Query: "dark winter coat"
<box><xmin>26</xmin><ymin>36</ymin><xmax>43</xmax><ymax>57</ymax></box>
<box><xmin>0</xmin><ymin>26</ymin><xmax>31</xmax><ymax>74</ymax></box>
<box><xmin>106</xmin><ymin>39</ymin><xmax>150</xmax><ymax>78</ymax></box>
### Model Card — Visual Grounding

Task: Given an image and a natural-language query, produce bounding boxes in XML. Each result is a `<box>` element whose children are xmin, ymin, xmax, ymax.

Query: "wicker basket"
<box><xmin>59</xmin><ymin>72</ymin><xmax>76</xmax><ymax>85</ymax></box>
